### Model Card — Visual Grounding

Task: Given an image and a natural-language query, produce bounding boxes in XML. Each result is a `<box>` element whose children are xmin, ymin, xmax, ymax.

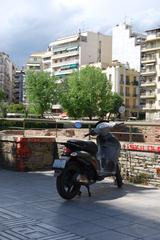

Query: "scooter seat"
<box><xmin>67</xmin><ymin>139</ymin><xmax>98</xmax><ymax>155</ymax></box>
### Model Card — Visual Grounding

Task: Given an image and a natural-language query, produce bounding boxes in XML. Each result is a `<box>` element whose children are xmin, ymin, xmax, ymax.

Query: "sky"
<box><xmin>0</xmin><ymin>0</ymin><xmax>159</xmax><ymax>67</ymax></box>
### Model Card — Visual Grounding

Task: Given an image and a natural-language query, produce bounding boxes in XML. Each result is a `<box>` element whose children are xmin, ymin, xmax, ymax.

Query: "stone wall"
<box><xmin>120</xmin><ymin>142</ymin><xmax>160</xmax><ymax>187</ymax></box>
<box><xmin>0</xmin><ymin>136</ymin><xmax>57</xmax><ymax>171</ymax></box>
<box><xmin>1</xmin><ymin>124</ymin><xmax>160</xmax><ymax>187</ymax></box>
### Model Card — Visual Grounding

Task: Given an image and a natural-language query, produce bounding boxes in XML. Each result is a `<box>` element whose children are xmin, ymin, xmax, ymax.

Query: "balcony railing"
<box><xmin>52</xmin><ymin>50</ymin><xmax>79</xmax><ymax>60</ymax></box>
<box><xmin>141</xmin><ymin>68</ymin><xmax>156</xmax><ymax>75</ymax></box>
<box><xmin>141</xmin><ymin>81</ymin><xmax>156</xmax><ymax>87</ymax></box>
<box><xmin>141</xmin><ymin>56</ymin><xmax>156</xmax><ymax>63</ymax></box>
<box><xmin>140</xmin><ymin>93</ymin><xmax>156</xmax><ymax>99</ymax></box>
<box><xmin>141</xmin><ymin>104</ymin><xmax>156</xmax><ymax>110</ymax></box>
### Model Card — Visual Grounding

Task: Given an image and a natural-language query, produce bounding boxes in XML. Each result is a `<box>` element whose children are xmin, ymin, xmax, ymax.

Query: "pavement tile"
<box><xmin>115</xmin><ymin>223</ymin><xmax>160</xmax><ymax>238</ymax></box>
<box><xmin>0</xmin><ymin>170</ymin><xmax>160</xmax><ymax>240</ymax></box>
<box><xmin>86</xmin><ymin>229</ymin><xmax>137</xmax><ymax>240</ymax></box>
<box><xmin>60</xmin><ymin>221</ymin><xmax>107</xmax><ymax>236</ymax></box>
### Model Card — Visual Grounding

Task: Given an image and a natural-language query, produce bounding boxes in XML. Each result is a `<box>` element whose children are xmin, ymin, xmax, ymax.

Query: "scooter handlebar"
<box><xmin>84</xmin><ymin>133</ymin><xmax>90</xmax><ymax>137</ymax></box>
<box><xmin>84</xmin><ymin>129</ymin><xmax>96</xmax><ymax>137</ymax></box>
<box><xmin>116</xmin><ymin>122</ymin><xmax>124</xmax><ymax>126</ymax></box>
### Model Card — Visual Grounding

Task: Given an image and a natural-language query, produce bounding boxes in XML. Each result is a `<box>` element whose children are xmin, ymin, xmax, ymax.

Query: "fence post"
<box><xmin>23</xmin><ymin>118</ymin><xmax>25</xmax><ymax>137</ymax></box>
<box><xmin>55</xmin><ymin>121</ymin><xmax>58</xmax><ymax>137</ymax></box>
<box><xmin>129</xmin><ymin>125</ymin><xmax>132</xmax><ymax>142</ymax></box>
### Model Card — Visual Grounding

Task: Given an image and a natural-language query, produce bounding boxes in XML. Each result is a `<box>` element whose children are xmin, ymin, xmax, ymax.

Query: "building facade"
<box><xmin>112</xmin><ymin>23</ymin><xmax>145</xmax><ymax>72</ymax></box>
<box><xmin>140</xmin><ymin>27</ymin><xmax>160</xmax><ymax>120</ymax></box>
<box><xmin>26</xmin><ymin>52</ymin><xmax>45</xmax><ymax>71</ymax></box>
<box><xmin>103</xmin><ymin>61</ymin><xmax>140</xmax><ymax>118</ymax></box>
<box><xmin>0</xmin><ymin>52</ymin><xmax>15</xmax><ymax>102</ymax></box>
<box><xmin>12</xmin><ymin>70</ymin><xmax>25</xmax><ymax>103</ymax></box>
<box><xmin>48</xmin><ymin>31</ymin><xmax>112</xmax><ymax>78</ymax></box>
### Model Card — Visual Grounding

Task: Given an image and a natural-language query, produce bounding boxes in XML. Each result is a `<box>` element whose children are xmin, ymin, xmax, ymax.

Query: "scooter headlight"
<box><xmin>71</xmin><ymin>152</ymin><xmax>78</xmax><ymax>157</ymax></box>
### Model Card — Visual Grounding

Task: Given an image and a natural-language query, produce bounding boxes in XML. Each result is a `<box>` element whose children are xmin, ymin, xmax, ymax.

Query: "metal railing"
<box><xmin>1</xmin><ymin>118</ymin><xmax>160</xmax><ymax>144</ymax></box>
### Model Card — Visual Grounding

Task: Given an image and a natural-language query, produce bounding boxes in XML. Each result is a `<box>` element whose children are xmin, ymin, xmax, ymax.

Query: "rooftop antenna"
<box><xmin>123</xmin><ymin>15</ymin><xmax>128</xmax><ymax>25</ymax></box>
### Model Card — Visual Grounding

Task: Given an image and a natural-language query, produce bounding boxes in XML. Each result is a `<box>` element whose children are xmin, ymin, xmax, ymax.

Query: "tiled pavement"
<box><xmin>0</xmin><ymin>169</ymin><xmax>160</xmax><ymax>240</ymax></box>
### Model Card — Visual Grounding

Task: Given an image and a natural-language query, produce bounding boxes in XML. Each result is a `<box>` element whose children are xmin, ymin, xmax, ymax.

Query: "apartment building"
<box><xmin>42</xmin><ymin>51</ymin><xmax>52</xmax><ymax>75</ymax></box>
<box><xmin>48</xmin><ymin>31</ymin><xmax>112</xmax><ymax>78</ymax></box>
<box><xmin>140</xmin><ymin>27</ymin><xmax>160</xmax><ymax>120</ymax></box>
<box><xmin>12</xmin><ymin>70</ymin><xmax>25</xmax><ymax>103</ymax></box>
<box><xmin>0</xmin><ymin>52</ymin><xmax>15</xmax><ymax>102</ymax></box>
<box><xmin>112</xmin><ymin>23</ymin><xmax>145</xmax><ymax>72</ymax></box>
<box><xmin>103</xmin><ymin>61</ymin><xmax>139</xmax><ymax>118</ymax></box>
<box><xmin>26</xmin><ymin>52</ymin><xmax>45</xmax><ymax>71</ymax></box>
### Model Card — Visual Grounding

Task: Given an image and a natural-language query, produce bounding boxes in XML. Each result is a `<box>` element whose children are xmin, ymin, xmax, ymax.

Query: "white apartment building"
<box><xmin>112</xmin><ymin>23</ymin><xmax>145</xmax><ymax>72</ymax></box>
<box><xmin>0</xmin><ymin>52</ymin><xmax>15</xmax><ymax>102</ymax></box>
<box><xmin>42</xmin><ymin>51</ymin><xmax>52</xmax><ymax>75</ymax></box>
<box><xmin>140</xmin><ymin>27</ymin><xmax>160</xmax><ymax>120</ymax></box>
<box><xmin>103</xmin><ymin>61</ymin><xmax>139</xmax><ymax>118</ymax></box>
<box><xmin>48</xmin><ymin>31</ymin><xmax>112</xmax><ymax>78</ymax></box>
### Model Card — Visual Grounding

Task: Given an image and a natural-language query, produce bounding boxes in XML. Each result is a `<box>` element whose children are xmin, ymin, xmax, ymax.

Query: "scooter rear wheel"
<box><xmin>56</xmin><ymin>162</ymin><xmax>81</xmax><ymax>200</ymax></box>
<box><xmin>115</xmin><ymin>164</ymin><xmax>123</xmax><ymax>188</ymax></box>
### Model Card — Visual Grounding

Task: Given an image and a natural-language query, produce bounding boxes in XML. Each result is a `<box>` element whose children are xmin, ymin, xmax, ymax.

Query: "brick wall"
<box><xmin>120</xmin><ymin>143</ymin><xmax>160</xmax><ymax>187</ymax></box>
<box><xmin>0</xmin><ymin>136</ymin><xmax>58</xmax><ymax>171</ymax></box>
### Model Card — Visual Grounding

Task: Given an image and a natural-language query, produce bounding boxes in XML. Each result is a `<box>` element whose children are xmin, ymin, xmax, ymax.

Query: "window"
<box><xmin>120</xmin><ymin>74</ymin><xmax>123</xmax><ymax>84</ymax></box>
<box><xmin>126</xmin><ymin>87</ymin><xmax>130</xmax><ymax>96</ymax></box>
<box><xmin>126</xmin><ymin>76</ymin><xmax>130</xmax><ymax>85</ymax></box>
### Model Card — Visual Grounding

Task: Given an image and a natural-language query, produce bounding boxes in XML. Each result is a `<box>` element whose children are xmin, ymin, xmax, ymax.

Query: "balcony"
<box><xmin>140</xmin><ymin>93</ymin><xmax>156</xmax><ymax>99</ymax></box>
<box><xmin>141</xmin><ymin>43</ymin><xmax>160</xmax><ymax>52</ymax></box>
<box><xmin>141</xmin><ymin>81</ymin><xmax>156</xmax><ymax>87</ymax></box>
<box><xmin>54</xmin><ymin>68</ymin><xmax>75</xmax><ymax>76</ymax></box>
<box><xmin>141</xmin><ymin>104</ymin><xmax>156</xmax><ymax>110</ymax></box>
<box><xmin>52</xmin><ymin>59</ymin><xmax>79</xmax><ymax>68</ymax></box>
<box><xmin>141</xmin><ymin>68</ymin><xmax>156</xmax><ymax>75</ymax></box>
<box><xmin>141</xmin><ymin>57</ymin><xmax>156</xmax><ymax>64</ymax></box>
<box><xmin>52</xmin><ymin>50</ymin><xmax>79</xmax><ymax>60</ymax></box>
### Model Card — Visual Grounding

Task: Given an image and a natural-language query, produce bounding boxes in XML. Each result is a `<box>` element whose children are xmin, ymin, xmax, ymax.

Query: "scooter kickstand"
<box><xmin>86</xmin><ymin>185</ymin><xmax>91</xmax><ymax>197</ymax></box>
<box><xmin>77</xmin><ymin>190</ymin><xmax>82</xmax><ymax>197</ymax></box>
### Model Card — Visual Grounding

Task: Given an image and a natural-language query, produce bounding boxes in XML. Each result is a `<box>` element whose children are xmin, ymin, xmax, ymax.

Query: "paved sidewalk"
<box><xmin>0</xmin><ymin>169</ymin><xmax>160</xmax><ymax>240</ymax></box>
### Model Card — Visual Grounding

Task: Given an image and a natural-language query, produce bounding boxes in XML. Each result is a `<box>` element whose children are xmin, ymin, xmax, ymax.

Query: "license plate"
<box><xmin>53</xmin><ymin>159</ymin><xmax>67</xmax><ymax>169</ymax></box>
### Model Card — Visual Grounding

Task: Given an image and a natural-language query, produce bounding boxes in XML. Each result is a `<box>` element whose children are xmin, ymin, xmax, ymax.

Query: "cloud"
<box><xmin>0</xmin><ymin>0</ymin><xmax>159</xmax><ymax>67</ymax></box>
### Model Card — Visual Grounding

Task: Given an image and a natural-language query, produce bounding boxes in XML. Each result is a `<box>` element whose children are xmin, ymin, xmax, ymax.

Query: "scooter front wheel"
<box><xmin>115</xmin><ymin>164</ymin><xmax>123</xmax><ymax>188</ymax></box>
<box><xmin>56</xmin><ymin>162</ymin><xmax>81</xmax><ymax>200</ymax></box>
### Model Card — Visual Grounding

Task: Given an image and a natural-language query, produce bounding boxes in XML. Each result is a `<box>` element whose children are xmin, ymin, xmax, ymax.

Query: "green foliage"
<box><xmin>105</xmin><ymin>92</ymin><xmax>123</xmax><ymax>120</ymax></box>
<box><xmin>0</xmin><ymin>88</ymin><xmax>6</xmax><ymax>102</ymax></box>
<box><xmin>59</xmin><ymin>66</ymin><xmax>112</xmax><ymax>120</ymax></box>
<box><xmin>25</xmin><ymin>71</ymin><xmax>57</xmax><ymax>117</ymax></box>
<box><xmin>128</xmin><ymin>173</ymin><xmax>150</xmax><ymax>185</ymax></box>
<box><xmin>0</xmin><ymin>88</ymin><xmax>7</xmax><ymax>117</ymax></box>
<box><xmin>8</xmin><ymin>103</ymin><xmax>25</xmax><ymax>113</ymax></box>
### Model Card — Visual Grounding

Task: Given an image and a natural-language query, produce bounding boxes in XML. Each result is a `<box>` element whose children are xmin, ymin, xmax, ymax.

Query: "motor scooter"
<box><xmin>53</xmin><ymin>121</ymin><xmax>123</xmax><ymax>200</ymax></box>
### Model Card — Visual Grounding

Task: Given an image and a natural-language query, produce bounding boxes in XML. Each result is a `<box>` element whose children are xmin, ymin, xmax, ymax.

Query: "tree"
<box><xmin>105</xmin><ymin>92</ymin><xmax>124</xmax><ymax>120</ymax></box>
<box><xmin>8</xmin><ymin>103</ymin><xmax>25</xmax><ymax>113</ymax></box>
<box><xmin>25</xmin><ymin>71</ymin><xmax>57</xmax><ymax>117</ymax></box>
<box><xmin>0</xmin><ymin>88</ymin><xmax>7</xmax><ymax>117</ymax></box>
<box><xmin>59</xmin><ymin>66</ymin><xmax>112</xmax><ymax>120</ymax></box>
<box><xmin>0</xmin><ymin>88</ymin><xmax>5</xmax><ymax>102</ymax></box>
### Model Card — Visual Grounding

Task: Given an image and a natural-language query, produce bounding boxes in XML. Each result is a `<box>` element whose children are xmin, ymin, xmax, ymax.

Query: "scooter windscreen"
<box><xmin>93</xmin><ymin>121</ymin><xmax>123</xmax><ymax>136</ymax></box>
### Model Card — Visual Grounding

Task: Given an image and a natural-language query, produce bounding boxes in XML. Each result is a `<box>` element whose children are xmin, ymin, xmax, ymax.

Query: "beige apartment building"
<box><xmin>140</xmin><ymin>27</ymin><xmax>160</xmax><ymax>120</ymax></box>
<box><xmin>103</xmin><ymin>61</ymin><xmax>139</xmax><ymax>118</ymax></box>
<box><xmin>26</xmin><ymin>52</ymin><xmax>45</xmax><ymax>71</ymax></box>
<box><xmin>48</xmin><ymin>31</ymin><xmax>112</xmax><ymax>78</ymax></box>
